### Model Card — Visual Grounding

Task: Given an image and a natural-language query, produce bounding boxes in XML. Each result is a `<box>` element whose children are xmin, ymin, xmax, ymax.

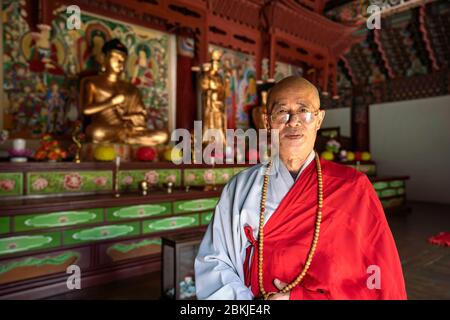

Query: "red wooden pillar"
<box><xmin>269</xmin><ymin>32</ymin><xmax>276</xmax><ymax>80</ymax></box>
<box><xmin>331</xmin><ymin>62</ymin><xmax>337</xmax><ymax>97</ymax></box>
<box><xmin>255</xmin><ymin>41</ymin><xmax>262</xmax><ymax>81</ymax></box>
<box><xmin>322</xmin><ymin>56</ymin><xmax>329</xmax><ymax>94</ymax></box>
<box><xmin>195</xmin><ymin>27</ymin><xmax>208</xmax><ymax>65</ymax></box>
<box><xmin>176</xmin><ymin>54</ymin><xmax>197</xmax><ymax>131</ymax></box>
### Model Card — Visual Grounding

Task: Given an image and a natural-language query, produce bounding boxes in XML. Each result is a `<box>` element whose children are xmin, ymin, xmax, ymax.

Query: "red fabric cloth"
<box><xmin>428</xmin><ymin>232</ymin><xmax>450</xmax><ymax>247</ymax></box>
<box><xmin>243</xmin><ymin>159</ymin><xmax>407</xmax><ymax>300</ymax></box>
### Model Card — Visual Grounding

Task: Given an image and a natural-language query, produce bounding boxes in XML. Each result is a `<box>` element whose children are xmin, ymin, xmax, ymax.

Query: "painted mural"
<box><xmin>2</xmin><ymin>1</ymin><xmax>172</xmax><ymax>139</ymax></box>
<box><xmin>261</xmin><ymin>58</ymin><xmax>304</xmax><ymax>82</ymax></box>
<box><xmin>209</xmin><ymin>45</ymin><xmax>257</xmax><ymax>130</ymax></box>
<box><xmin>177</xmin><ymin>36</ymin><xmax>194</xmax><ymax>58</ymax></box>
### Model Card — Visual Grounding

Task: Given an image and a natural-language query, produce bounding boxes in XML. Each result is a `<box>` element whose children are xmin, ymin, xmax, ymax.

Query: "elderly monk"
<box><xmin>195</xmin><ymin>76</ymin><xmax>406</xmax><ymax>300</ymax></box>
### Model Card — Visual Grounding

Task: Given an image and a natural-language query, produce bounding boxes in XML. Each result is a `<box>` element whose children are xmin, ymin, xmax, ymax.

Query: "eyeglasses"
<box><xmin>269</xmin><ymin>107</ymin><xmax>320</xmax><ymax>125</ymax></box>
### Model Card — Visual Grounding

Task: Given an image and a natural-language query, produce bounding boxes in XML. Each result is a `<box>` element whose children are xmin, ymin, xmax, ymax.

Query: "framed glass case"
<box><xmin>161</xmin><ymin>231</ymin><xmax>204</xmax><ymax>299</ymax></box>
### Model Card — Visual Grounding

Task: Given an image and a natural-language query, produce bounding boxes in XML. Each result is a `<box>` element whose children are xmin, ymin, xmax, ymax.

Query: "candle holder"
<box><xmin>114</xmin><ymin>156</ymin><xmax>121</xmax><ymax>198</ymax></box>
<box><xmin>139</xmin><ymin>180</ymin><xmax>149</xmax><ymax>196</ymax></box>
<box><xmin>167</xmin><ymin>181</ymin><xmax>174</xmax><ymax>194</ymax></box>
<box><xmin>9</xmin><ymin>139</ymin><xmax>32</xmax><ymax>162</ymax></box>
<box><xmin>72</xmin><ymin>121</ymin><xmax>83</xmax><ymax>163</ymax></box>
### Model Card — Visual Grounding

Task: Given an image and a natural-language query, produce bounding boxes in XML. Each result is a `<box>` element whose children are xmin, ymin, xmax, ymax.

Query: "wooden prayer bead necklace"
<box><xmin>258</xmin><ymin>152</ymin><xmax>323</xmax><ymax>300</ymax></box>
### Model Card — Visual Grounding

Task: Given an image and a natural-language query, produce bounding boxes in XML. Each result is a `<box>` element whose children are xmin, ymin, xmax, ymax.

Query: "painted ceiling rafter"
<box><xmin>272</xmin><ymin>0</ymin><xmax>359</xmax><ymax>53</ymax></box>
<box><xmin>373</xmin><ymin>29</ymin><xmax>395</xmax><ymax>79</ymax></box>
<box><xmin>418</xmin><ymin>4</ymin><xmax>439</xmax><ymax>71</ymax></box>
<box><xmin>263</xmin><ymin>0</ymin><xmax>360</xmax><ymax>94</ymax></box>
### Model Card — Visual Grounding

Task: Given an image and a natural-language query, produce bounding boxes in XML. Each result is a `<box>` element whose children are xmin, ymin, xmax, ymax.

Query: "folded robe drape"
<box><xmin>243</xmin><ymin>159</ymin><xmax>407</xmax><ymax>300</ymax></box>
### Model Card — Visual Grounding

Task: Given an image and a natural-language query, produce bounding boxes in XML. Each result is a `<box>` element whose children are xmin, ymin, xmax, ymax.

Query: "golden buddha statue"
<box><xmin>200</xmin><ymin>50</ymin><xmax>227</xmax><ymax>147</ymax></box>
<box><xmin>80</xmin><ymin>39</ymin><xmax>168</xmax><ymax>146</ymax></box>
<box><xmin>251</xmin><ymin>90</ymin><xmax>268</xmax><ymax>130</ymax></box>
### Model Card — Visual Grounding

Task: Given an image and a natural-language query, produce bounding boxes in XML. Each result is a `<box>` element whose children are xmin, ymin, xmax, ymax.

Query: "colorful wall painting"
<box><xmin>2</xmin><ymin>1</ymin><xmax>175</xmax><ymax>138</ymax></box>
<box><xmin>209</xmin><ymin>45</ymin><xmax>257</xmax><ymax>129</ymax></box>
<box><xmin>261</xmin><ymin>58</ymin><xmax>304</xmax><ymax>82</ymax></box>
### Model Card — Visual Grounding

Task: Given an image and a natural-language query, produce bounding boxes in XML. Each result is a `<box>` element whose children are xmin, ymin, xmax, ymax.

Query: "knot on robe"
<box><xmin>243</xmin><ymin>225</ymin><xmax>258</xmax><ymax>287</ymax></box>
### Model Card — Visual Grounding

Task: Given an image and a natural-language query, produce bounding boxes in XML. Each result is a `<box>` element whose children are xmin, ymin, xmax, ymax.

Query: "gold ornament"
<box><xmin>80</xmin><ymin>39</ymin><xmax>168</xmax><ymax>146</ymax></box>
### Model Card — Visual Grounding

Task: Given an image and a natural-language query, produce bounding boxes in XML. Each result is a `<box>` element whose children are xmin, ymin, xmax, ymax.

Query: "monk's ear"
<box><xmin>316</xmin><ymin>109</ymin><xmax>325</xmax><ymax>131</ymax></box>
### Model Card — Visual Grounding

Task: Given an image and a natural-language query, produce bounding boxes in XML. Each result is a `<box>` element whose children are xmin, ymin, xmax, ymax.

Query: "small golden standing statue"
<box><xmin>251</xmin><ymin>90</ymin><xmax>268</xmax><ymax>130</ymax></box>
<box><xmin>80</xmin><ymin>39</ymin><xmax>168</xmax><ymax>146</ymax></box>
<box><xmin>200</xmin><ymin>50</ymin><xmax>227</xmax><ymax>148</ymax></box>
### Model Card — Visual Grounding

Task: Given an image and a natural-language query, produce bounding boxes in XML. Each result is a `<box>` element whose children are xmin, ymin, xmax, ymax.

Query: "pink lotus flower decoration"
<box><xmin>221</xmin><ymin>173</ymin><xmax>230</xmax><ymax>182</ymax></box>
<box><xmin>145</xmin><ymin>171</ymin><xmax>159</xmax><ymax>185</ymax></box>
<box><xmin>165</xmin><ymin>174</ymin><xmax>177</xmax><ymax>183</ymax></box>
<box><xmin>32</xmin><ymin>178</ymin><xmax>48</xmax><ymax>191</ymax></box>
<box><xmin>0</xmin><ymin>179</ymin><xmax>15</xmax><ymax>192</ymax></box>
<box><xmin>203</xmin><ymin>170</ymin><xmax>216</xmax><ymax>184</ymax></box>
<box><xmin>186</xmin><ymin>173</ymin><xmax>196</xmax><ymax>183</ymax></box>
<box><xmin>64</xmin><ymin>173</ymin><xmax>82</xmax><ymax>190</ymax></box>
<box><xmin>93</xmin><ymin>176</ymin><xmax>107</xmax><ymax>186</ymax></box>
<box><xmin>122</xmin><ymin>176</ymin><xmax>133</xmax><ymax>186</ymax></box>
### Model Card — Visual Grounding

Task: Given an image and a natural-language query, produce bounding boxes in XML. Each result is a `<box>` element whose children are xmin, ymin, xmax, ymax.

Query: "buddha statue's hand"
<box><xmin>111</xmin><ymin>94</ymin><xmax>125</xmax><ymax>106</ymax></box>
<box><xmin>115</xmin><ymin>104</ymin><xmax>125</xmax><ymax>116</ymax></box>
<box><xmin>124</xmin><ymin>119</ymin><xmax>134</xmax><ymax>129</ymax></box>
<box><xmin>129</xmin><ymin>114</ymin><xmax>146</xmax><ymax>127</ymax></box>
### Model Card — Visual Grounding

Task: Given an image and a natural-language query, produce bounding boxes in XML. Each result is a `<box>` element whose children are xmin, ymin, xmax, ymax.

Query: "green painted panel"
<box><xmin>143</xmin><ymin>215</ymin><xmax>199</xmax><ymax>234</ymax></box>
<box><xmin>0</xmin><ymin>217</ymin><xmax>10</xmax><ymax>234</ymax></box>
<box><xmin>381</xmin><ymin>197</ymin><xmax>404</xmax><ymax>209</ymax></box>
<box><xmin>27</xmin><ymin>171</ymin><xmax>112</xmax><ymax>195</ymax></box>
<box><xmin>14</xmin><ymin>209</ymin><xmax>103</xmax><ymax>231</ymax></box>
<box><xmin>107</xmin><ymin>203</ymin><xmax>171</xmax><ymax>221</ymax></box>
<box><xmin>389</xmin><ymin>180</ymin><xmax>405</xmax><ymax>188</ymax></box>
<box><xmin>184</xmin><ymin>168</ymin><xmax>235</xmax><ymax>186</ymax></box>
<box><xmin>174</xmin><ymin>198</ymin><xmax>219</xmax><ymax>214</ymax></box>
<box><xmin>63</xmin><ymin>222</ymin><xmax>140</xmax><ymax>245</ymax></box>
<box><xmin>373</xmin><ymin>181</ymin><xmax>389</xmax><ymax>191</ymax></box>
<box><xmin>0</xmin><ymin>251</ymin><xmax>80</xmax><ymax>275</ymax></box>
<box><xmin>0</xmin><ymin>232</ymin><xmax>61</xmax><ymax>256</ymax></box>
<box><xmin>233</xmin><ymin>167</ymin><xmax>247</xmax><ymax>175</ymax></box>
<box><xmin>200</xmin><ymin>212</ymin><xmax>213</xmax><ymax>225</ymax></box>
<box><xmin>352</xmin><ymin>164</ymin><xmax>376</xmax><ymax>175</ymax></box>
<box><xmin>381</xmin><ymin>189</ymin><xmax>398</xmax><ymax>198</ymax></box>
<box><xmin>119</xmin><ymin>169</ymin><xmax>181</xmax><ymax>190</ymax></box>
<box><xmin>108</xmin><ymin>238</ymin><xmax>162</xmax><ymax>254</ymax></box>
<box><xmin>397</xmin><ymin>188</ymin><xmax>405</xmax><ymax>195</ymax></box>
<box><xmin>0</xmin><ymin>172</ymin><xmax>23</xmax><ymax>197</ymax></box>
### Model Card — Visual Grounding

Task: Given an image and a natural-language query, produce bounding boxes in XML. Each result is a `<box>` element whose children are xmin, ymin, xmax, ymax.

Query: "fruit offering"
<box><xmin>163</xmin><ymin>146</ymin><xmax>183</xmax><ymax>162</ymax></box>
<box><xmin>136</xmin><ymin>146</ymin><xmax>157</xmax><ymax>161</ymax></box>
<box><xmin>321</xmin><ymin>150</ymin><xmax>334</xmax><ymax>161</ymax></box>
<box><xmin>93</xmin><ymin>144</ymin><xmax>116</xmax><ymax>161</ymax></box>
<box><xmin>361</xmin><ymin>151</ymin><xmax>371</xmax><ymax>161</ymax></box>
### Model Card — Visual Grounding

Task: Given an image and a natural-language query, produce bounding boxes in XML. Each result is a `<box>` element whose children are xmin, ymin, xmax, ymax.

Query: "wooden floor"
<box><xmin>49</xmin><ymin>201</ymin><xmax>450</xmax><ymax>300</ymax></box>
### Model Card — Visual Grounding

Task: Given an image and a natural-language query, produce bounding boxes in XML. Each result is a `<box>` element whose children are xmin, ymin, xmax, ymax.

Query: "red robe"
<box><xmin>243</xmin><ymin>159</ymin><xmax>407</xmax><ymax>300</ymax></box>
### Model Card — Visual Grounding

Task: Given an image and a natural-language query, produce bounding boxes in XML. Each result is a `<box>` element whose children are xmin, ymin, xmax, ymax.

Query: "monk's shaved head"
<box><xmin>267</xmin><ymin>76</ymin><xmax>321</xmax><ymax>113</ymax></box>
<box><xmin>264</xmin><ymin>75</ymin><xmax>326</xmax><ymax>166</ymax></box>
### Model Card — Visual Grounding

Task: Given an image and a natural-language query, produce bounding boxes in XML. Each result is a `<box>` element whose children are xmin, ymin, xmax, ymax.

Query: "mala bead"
<box><xmin>258</xmin><ymin>152</ymin><xmax>324</xmax><ymax>297</ymax></box>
